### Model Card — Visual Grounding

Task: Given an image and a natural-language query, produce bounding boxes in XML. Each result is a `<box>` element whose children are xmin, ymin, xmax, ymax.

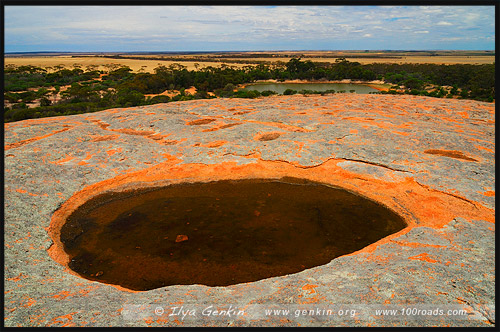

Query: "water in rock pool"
<box><xmin>60</xmin><ymin>178</ymin><xmax>406</xmax><ymax>291</ymax></box>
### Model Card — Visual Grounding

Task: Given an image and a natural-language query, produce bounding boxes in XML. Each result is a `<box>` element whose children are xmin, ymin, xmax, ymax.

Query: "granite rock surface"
<box><xmin>4</xmin><ymin>94</ymin><xmax>495</xmax><ymax>327</ymax></box>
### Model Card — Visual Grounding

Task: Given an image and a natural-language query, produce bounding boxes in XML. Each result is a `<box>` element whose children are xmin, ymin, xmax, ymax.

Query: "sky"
<box><xmin>4</xmin><ymin>5</ymin><xmax>495</xmax><ymax>52</ymax></box>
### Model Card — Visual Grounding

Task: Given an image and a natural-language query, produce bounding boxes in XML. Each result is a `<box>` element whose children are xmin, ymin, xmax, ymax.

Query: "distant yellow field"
<box><xmin>220</xmin><ymin>56</ymin><xmax>495</xmax><ymax>65</ymax></box>
<box><xmin>4</xmin><ymin>56</ymin><xmax>249</xmax><ymax>73</ymax></box>
<box><xmin>4</xmin><ymin>53</ymin><xmax>495</xmax><ymax>74</ymax></box>
<box><xmin>125</xmin><ymin>50</ymin><xmax>495</xmax><ymax>65</ymax></box>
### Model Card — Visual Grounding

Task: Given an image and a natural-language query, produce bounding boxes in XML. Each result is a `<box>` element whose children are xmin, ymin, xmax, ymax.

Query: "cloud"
<box><xmin>385</xmin><ymin>16</ymin><xmax>411</xmax><ymax>22</ymax></box>
<box><xmin>4</xmin><ymin>5</ymin><xmax>495</xmax><ymax>52</ymax></box>
<box><xmin>440</xmin><ymin>37</ymin><xmax>462</xmax><ymax>41</ymax></box>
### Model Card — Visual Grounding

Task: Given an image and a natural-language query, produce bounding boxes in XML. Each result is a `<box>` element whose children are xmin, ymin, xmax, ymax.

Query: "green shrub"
<box><xmin>261</xmin><ymin>90</ymin><xmax>277</xmax><ymax>96</ymax></box>
<box><xmin>233</xmin><ymin>90</ymin><xmax>261</xmax><ymax>98</ymax></box>
<box><xmin>148</xmin><ymin>95</ymin><xmax>171</xmax><ymax>104</ymax></box>
<box><xmin>320</xmin><ymin>89</ymin><xmax>336</xmax><ymax>95</ymax></box>
<box><xmin>4</xmin><ymin>108</ymin><xmax>34</xmax><ymax>122</ymax></box>
<box><xmin>298</xmin><ymin>89</ymin><xmax>316</xmax><ymax>95</ymax></box>
<box><xmin>283</xmin><ymin>89</ymin><xmax>297</xmax><ymax>95</ymax></box>
<box><xmin>40</xmin><ymin>97</ymin><xmax>52</xmax><ymax>107</ymax></box>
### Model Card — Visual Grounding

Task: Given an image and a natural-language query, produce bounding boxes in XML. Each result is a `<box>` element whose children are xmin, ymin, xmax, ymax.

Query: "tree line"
<box><xmin>4</xmin><ymin>58</ymin><xmax>495</xmax><ymax>122</ymax></box>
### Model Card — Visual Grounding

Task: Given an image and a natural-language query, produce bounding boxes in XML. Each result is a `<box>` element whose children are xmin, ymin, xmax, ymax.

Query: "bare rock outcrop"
<box><xmin>4</xmin><ymin>94</ymin><xmax>495</xmax><ymax>327</ymax></box>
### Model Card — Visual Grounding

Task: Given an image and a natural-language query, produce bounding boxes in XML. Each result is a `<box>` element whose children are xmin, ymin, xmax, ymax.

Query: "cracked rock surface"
<box><xmin>4</xmin><ymin>94</ymin><xmax>495</xmax><ymax>327</ymax></box>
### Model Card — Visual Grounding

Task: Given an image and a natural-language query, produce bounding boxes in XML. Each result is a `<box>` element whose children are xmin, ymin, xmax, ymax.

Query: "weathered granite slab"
<box><xmin>4</xmin><ymin>94</ymin><xmax>495</xmax><ymax>327</ymax></box>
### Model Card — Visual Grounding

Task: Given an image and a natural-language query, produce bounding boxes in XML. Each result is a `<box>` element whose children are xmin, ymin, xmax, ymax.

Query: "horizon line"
<box><xmin>5</xmin><ymin>49</ymin><xmax>496</xmax><ymax>54</ymax></box>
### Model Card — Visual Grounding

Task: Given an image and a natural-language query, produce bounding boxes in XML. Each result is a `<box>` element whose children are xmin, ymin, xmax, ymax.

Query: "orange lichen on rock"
<box><xmin>114</xmin><ymin>128</ymin><xmax>155</xmax><ymax>136</ymax></box>
<box><xmin>199</xmin><ymin>141</ymin><xmax>227</xmax><ymax>148</ymax></box>
<box><xmin>106</xmin><ymin>148</ymin><xmax>122</xmax><ymax>156</ymax></box>
<box><xmin>51</xmin><ymin>154</ymin><xmax>76</xmax><ymax>165</ymax></box>
<box><xmin>90</xmin><ymin>134</ymin><xmax>120</xmax><ymax>142</ymax></box>
<box><xmin>301</xmin><ymin>284</ymin><xmax>318</xmax><ymax>294</ymax></box>
<box><xmin>241</xmin><ymin>119</ymin><xmax>312</xmax><ymax>133</ymax></box>
<box><xmin>4</xmin><ymin>126</ymin><xmax>72</xmax><ymax>150</ymax></box>
<box><xmin>48</xmin><ymin>312</ymin><xmax>78</xmax><ymax>327</ymax></box>
<box><xmin>408</xmin><ymin>253</ymin><xmax>438</xmax><ymax>263</ymax></box>
<box><xmin>202</xmin><ymin>123</ymin><xmax>242</xmax><ymax>132</ymax></box>
<box><xmin>424</xmin><ymin>149</ymin><xmax>478</xmax><ymax>162</ymax></box>
<box><xmin>77</xmin><ymin>153</ymin><xmax>94</xmax><ymax>166</ymax></box>
<box><xmin>474</xmin><ymin>144</ymin><xmax>494</xmax><ymax>153</ymax></box>
<box><xmin>7</xmin><ymin>273</ymin><xmax>28</xmax><ymax>282</ymax></box>
<box><xmin>254</xmin><ymin>132</ymin><xmax>282</xmax><ymax>141</ymax></box>
<box><xmin>21</xmin><ymin>298</ymin><xmax>37</xmax><ymax>307</ymax></box>
<box><xmin>186</xmin><ymin>118</ymin><xmax>216</xmax><ymax>126</ymax></box>
<box><xmin>391</xmin><ymin>240</ymin><xmax>447</xmax><ymax>249</ymax></box>
<box><xmin>160</xmin><ymin>140</ymin><xmax>179</xmax><ymax>145</ymax></box>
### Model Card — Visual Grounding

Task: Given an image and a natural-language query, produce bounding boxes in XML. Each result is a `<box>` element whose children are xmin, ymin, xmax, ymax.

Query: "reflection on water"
<box><xmin>61</xmin><ymin>178</ymin><xmax>406</xmax><ymax>291</ymax></box>
<box><xmin>242</xmin><ymin>82</ymin><xmax>378</xmax><ymax>94</ymax></box>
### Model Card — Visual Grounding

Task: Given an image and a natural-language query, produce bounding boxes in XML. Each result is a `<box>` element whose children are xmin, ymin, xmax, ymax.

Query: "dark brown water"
<box><xmin>60</xmin><ymin>178</ymin><xmax>406</xmax><ymax>291</ymax></box>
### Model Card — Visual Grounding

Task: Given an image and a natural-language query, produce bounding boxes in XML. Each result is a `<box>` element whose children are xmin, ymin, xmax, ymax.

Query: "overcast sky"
<box><xmin>4</xmin><ymin>5</ymin><xmax>495</xmax><ymax>52</ymax></box>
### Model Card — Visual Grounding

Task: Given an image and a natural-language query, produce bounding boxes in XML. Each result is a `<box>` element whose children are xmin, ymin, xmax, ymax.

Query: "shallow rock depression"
<box><xmin>60</xmin><ymin>178</ymin><xmax>406</xmax><ymax>291</ymax></box>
